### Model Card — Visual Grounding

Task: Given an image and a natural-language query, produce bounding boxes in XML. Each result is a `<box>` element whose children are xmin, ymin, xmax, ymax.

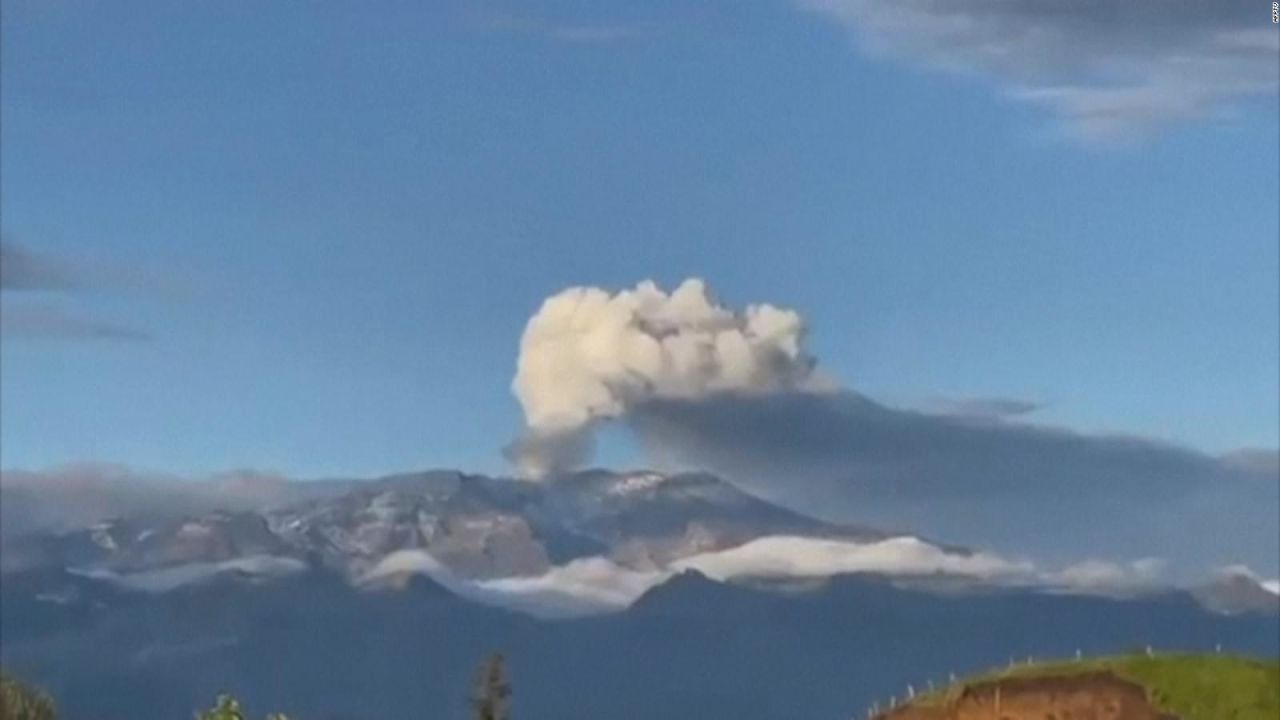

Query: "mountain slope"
<box><xmin>1192</xmin><ymin>567</ymin><xmax>1280</xmax><ymax>616</ymax></box>
<box><xmin>878</xmin><ymin>653</ymin><xmax>1280</xmax><ymax>720</ymax></box>
<box><xmin>2</xmin><ymin>469</ymin><xmax>886</xmax><ymax>582</ymax></box>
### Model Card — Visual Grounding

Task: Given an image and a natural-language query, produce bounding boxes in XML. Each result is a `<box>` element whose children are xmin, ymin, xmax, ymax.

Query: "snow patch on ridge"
<box><xmin>607</xmin><ymin>473</ymin><xmax>667</xmax><ymax>496</ymax></box>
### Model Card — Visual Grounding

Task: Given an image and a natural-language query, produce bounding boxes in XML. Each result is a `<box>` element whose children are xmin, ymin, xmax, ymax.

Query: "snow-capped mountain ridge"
<box><xmin>3</xmin><ymin>469</ymin><xmax>885</xmax><ymax>584</ymax></box>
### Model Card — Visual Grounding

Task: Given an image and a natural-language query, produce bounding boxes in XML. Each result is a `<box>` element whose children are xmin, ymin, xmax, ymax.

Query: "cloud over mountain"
<box><xmin>672</xmin><ymin>535</ymin><xmax>1032</xmax><ymax>582</ymax></box>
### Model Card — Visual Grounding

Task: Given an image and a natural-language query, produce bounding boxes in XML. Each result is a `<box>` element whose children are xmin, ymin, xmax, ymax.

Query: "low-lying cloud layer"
<box><xmin>78</xmin><ymin>555</ymin><xmax>309</xmax><ymax>593</ymax></box>
<box><xmin>354</xmin><ymin>536</ymin><xmax>1191</xmax><ymax>617</ymax></box>
<box><xmin>671</xmin><ymin>535</ymin><xmax>1031</xmax><ymax>582</ymax></box>
<box><xmin>1045</xmin><ymin>558</ymin><xmax>1168</xmax><ymax>596</ymax></box>
<box><xmin>358</xmin><ymin>550</ymin><xmax>659</xmax><ymax>617</ymax></box>
<box><xmin>799</xmin><ymin>0</ymin><xmax>1280</xmax><ymax>141</ymax></box>
<box><xmin>52</xmin><ymin>521</ymin><xmax>1280</xmax><ymax>618</ymax></box>
<box><xmin>509</xmin><ymin>279</ymin><xmax>1280</xmax><ymax>577</ymax></box>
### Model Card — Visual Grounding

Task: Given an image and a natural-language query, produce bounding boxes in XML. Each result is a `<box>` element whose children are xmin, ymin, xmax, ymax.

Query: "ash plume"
<box><xmin>506</xmin><ymin>278</ymin><xmax>825</xmax><ymax>478</ymax></box>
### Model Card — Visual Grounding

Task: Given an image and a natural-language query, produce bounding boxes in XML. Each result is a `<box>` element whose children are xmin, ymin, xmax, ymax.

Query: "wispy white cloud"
<box><xmin>1043</xmin><ymin>558</ymin><xmax>1167</xmax><ymax>595</ymax></box>
<box><xmin>362</xmin><ymin>548</ymin><xmax>452</xmax><ymax>581</ymax></box>
<box><xmin>926</xmin><ymin>395</ymin><xmax>1042</xmax><ymax>420</ymax></box>
<box><xmin>799</xmin><ymin>0</ymin><xmax>1279</xmax><ymax>141</ymax></box>
<box><xmin>477</xmin><ymin>10</ymin><xmax>650</xmax><ymax>45</ymax></box>
<box><xmin>673</xmin><ymin>535</ymin><xmax>1033</xmax><ymax>582</ymax></box>
<box><xmin>360</xmin><ymin>549</ymin><xmax>664</xmax><ymax>617</ymax></box>
<box><xmin>671</xmin><ymin>536</ymin><xmax>1173</xmax><ymax>597</ymax></box>
<box><xmin>0</xmin><ymin>303</ymin><xmax>151</xmax><ymax>342</ymax></box>
<box><xmin>475</xmin><ymin>557</ymin><xmax>662</xmax><ymax>617</ymax></box>
<box><xmin>74</xmin><ymin>555</ymin><xmax>308</xmax><ymax>592</ymax></box>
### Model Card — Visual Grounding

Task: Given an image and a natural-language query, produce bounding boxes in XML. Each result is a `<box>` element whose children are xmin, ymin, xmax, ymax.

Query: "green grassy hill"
<box><xmin>906</xmin><ymin>653</ymin><xmax>1279</xmax><ymax>720</ymax></box>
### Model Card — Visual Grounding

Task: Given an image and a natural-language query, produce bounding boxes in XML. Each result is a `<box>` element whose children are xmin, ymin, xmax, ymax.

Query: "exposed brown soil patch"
<box><xmin>875</xmin><ymin>671</ymin><xmax>1178</xmax><ymax>720</ymax></box>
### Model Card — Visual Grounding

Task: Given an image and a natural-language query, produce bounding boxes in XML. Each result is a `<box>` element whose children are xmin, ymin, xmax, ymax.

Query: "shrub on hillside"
<box><xmin>0</xmin><ymin>671</ymin><xmax>57</xmax><ymax>720</ymax></box>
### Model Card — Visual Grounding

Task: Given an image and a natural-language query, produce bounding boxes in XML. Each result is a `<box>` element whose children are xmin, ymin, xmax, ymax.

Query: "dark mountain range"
<box><xmin>1</xmin><ymin>565</ymin><xmax>1275</xmax><ymax>720</ymax></box>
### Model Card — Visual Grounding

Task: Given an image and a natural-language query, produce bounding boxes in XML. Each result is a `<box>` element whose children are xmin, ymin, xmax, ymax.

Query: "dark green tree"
<box><xmin>0</xmin><ymin>671</ymin><xmax>57</xmax><ymax>720</ymax></box>
<box><xmin>470</xmin><ymin>654</ymin><xmax>511</xmax><ymax>720</ymax></box>
<box><xmin>195</xmin><ymin>693</ymin><xmax>287</xmax><ymax>720</ymax></box>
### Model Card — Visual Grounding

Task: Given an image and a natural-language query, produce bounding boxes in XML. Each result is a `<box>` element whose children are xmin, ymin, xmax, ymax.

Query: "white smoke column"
<box><xmin>507</xmin><ymin>278</ymin><xmax>823</xmax><ymax>478</ymax></box>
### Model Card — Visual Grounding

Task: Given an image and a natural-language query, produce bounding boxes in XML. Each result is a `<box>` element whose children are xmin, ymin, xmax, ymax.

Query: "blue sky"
<box><xmin>2</xmin><ymin>0</ymin><xmax>1278</xmax><ymax>480</ymax></box>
